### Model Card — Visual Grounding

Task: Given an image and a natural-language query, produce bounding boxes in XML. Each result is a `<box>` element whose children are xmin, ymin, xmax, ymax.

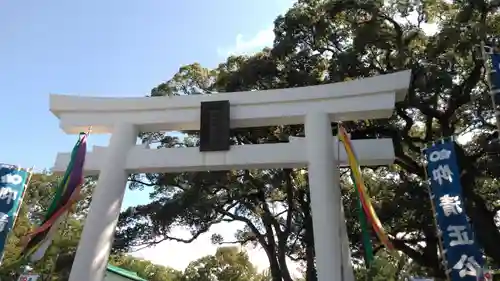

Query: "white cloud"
<box><xmin>216</xmin><ymin>0</ymin><xmax>295</xmax><ymax>57</ymax></box>
<box><xmin>217</xmin><ymin>27</ymin><xmax>275</xmax><ymax>57</ymax></box>
<box><xmin>217</xmin><ymin>10</ymin><xmax>440</xmax><ymax>58</ymax></box>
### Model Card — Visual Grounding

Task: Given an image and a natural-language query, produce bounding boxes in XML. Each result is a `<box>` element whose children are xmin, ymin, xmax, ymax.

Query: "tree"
<box><xmin>110</xmin><ymin>247</ymin><xmax>266</xmax><ymax>281</ymax></box>
<box><xmin>110</xmin><ymin>254</ymin><xmax>183</xmax><ymax>281</ymax></box>
<box><xmin>181</xmin><ymin>246</ymin><xmax>259</xmax><ymax>281</ymax></box>
<box><xmin>114</xmin><ymin>0</ymin><xmax>500</xmax><ymax>280</ymax></box>
<box><xmin>0</xmin><ymin>173</ymin><xmax>94</xmax><ymax>281</ymax></box>
<box><xmin>353</xmin><ymin>251</ymin><xmax>428</xmax><ymax>281</ymax></box>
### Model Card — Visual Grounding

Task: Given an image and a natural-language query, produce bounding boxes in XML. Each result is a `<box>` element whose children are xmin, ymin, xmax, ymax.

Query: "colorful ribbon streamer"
<box><xmin>20</xmin><ymin>133</ymin><xmax>87</xmax><ymax>262</ymax></box>
<box><xmin>338</xmin><ymin>125</ymin><xmax>394</xmax><ymax>251</ymax></box>
<box><xmin>354</xmin><ymin>181</ymin><xmax>374</xmax><ymax>267</ymax></box>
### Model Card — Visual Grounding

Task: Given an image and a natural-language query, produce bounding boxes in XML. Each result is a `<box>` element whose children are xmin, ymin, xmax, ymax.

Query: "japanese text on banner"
<box><xmin>491</xmin><ymin>53</ymin><xmax>500</xmax><ymax>96</ymax></box>
<box><xmin>424</xmin><ymin>141</ymin><xmax>483</xmax><ymax>281</ymax></box>
<box><xmin>0</xmin><ymin>164</ymin><xmax>30</xmax><ymax>258</ymax></box>
<box><xmin>491</xmin><ymin>53</ymin><xmax>500</xmax><ymax>88</ymax></box>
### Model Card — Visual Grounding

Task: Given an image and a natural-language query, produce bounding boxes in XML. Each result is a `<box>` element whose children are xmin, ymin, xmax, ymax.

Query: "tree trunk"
<box><xmin>302</xmin><ymin>189</ymin><xmax>317</xmax><ymax>281</ymax></box>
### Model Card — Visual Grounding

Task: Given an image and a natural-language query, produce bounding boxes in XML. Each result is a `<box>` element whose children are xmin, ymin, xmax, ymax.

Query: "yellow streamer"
<box><xmin>338</xmin><ymin>125</ymin><xmax>394</xmax><ymax>251</ymax></box>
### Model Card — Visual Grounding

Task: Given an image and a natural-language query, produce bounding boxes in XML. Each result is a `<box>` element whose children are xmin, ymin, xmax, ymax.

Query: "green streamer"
<box><xmin>45</xmin><ymin>133</ymin><xmax>83</xmax><ymax>220</ymax></box>
<box><xmin>354</xmin><ymin>180</ymin><xmax>374</xmax><ymax>268</ymax></box>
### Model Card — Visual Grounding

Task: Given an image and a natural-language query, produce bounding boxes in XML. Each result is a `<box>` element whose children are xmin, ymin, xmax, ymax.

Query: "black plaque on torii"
<box><xmin>199</xmin><ymin>100</ymin><xmax>231</xmax><ymax>152</ymax></box>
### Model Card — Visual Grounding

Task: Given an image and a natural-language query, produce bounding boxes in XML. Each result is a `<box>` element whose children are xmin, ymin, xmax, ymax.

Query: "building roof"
<box><xmin>106</xmin><ymin>264</ymin><xmax>148</xmax><ymax>281</ymax></box>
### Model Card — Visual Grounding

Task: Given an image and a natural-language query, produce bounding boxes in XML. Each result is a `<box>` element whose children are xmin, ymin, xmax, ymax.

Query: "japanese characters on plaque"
<box><xmin>0</xmin><ymin>164</ymin><xmax>30</xmax><ymax>258</ymax></box>
<box><xmin>424</xmin><ymin>141</ymin><xmax>484</xmax><ymax>281</ymax></box>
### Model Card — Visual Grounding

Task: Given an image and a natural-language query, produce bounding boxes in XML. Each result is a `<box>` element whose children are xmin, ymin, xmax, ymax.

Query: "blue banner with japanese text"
<box><xmin>0</xmin><ymin>164</ymin><xmax>30</xmax><ymax>259</ymax></box>
<box><xmin>424</xmin><ymin>141</ymin><xmax>483</xmax><ymax>281</ymax></box>
<box><xmin>491</xmin><ymin>53</ymin><xmax>500</xmax><ymax>93</ymax></box>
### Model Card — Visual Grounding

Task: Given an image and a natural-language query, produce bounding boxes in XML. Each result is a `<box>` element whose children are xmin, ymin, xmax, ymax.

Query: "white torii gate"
<box><xmin>50</xmin><ymin>70</ymin><xmax>411</xmax><ymax>281</ymax></box>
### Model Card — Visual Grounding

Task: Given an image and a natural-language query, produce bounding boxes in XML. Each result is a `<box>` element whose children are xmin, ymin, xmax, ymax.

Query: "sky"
<box><xmin>0</xmin><ymin>0</ymin><xmax>295</xmax><ymax>274</ymax></box>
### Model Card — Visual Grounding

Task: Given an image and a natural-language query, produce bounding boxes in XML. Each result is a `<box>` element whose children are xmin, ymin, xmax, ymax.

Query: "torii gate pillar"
<box><xmin>69</xmin><ymin>123</ymin><xmax>137</xmax><ymax>281</ymax></box>
<box><xmin>305</xmin><ymin>112</ymin><xmax>343</xmax><ymax>281</ymax></box>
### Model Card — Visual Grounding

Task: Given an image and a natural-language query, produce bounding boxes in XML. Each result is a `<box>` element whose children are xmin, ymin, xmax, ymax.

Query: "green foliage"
<box><xmin>109</xmin><ymin>246</ymin><xmax>272</xmax><ymax>281</ymax></box>
<box><xmin>109</xmin><ymin>254</ymin><xmax>183</xmax><ymax>281</ymax></box>
<box><xmin>354</xmin><ymin>251</ymin><xmax>429</xmax><ymax>281</ymax></box>
<box><xmin>0</xmin><ymin>173</ymin><xmax>92</xmax><ymax>280</ymax></box>
<box><xmin>181</xmin><ymin>247</ymin><xmax>258</xmax><ymax>281</ymax></box>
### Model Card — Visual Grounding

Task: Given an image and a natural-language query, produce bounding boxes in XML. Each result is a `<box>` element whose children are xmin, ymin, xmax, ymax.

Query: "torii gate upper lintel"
<box><xmin>50</xmin><ymin>70</ymin><xmax>411</xmax><ymax>281</ymax></box>
<box><xmin>50</xmin><ymin>70</ymin><xmax>410</xmax><ymax>134</ymax></box>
